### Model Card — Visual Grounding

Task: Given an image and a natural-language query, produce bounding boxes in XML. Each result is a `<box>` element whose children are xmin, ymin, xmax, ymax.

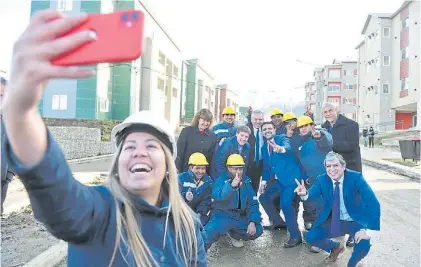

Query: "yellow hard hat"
<box><xmin>282</xmin><ymin>112</ymin><xmax>297</xmax><ymax>122</ymax></box>
<box><xmin>297</xmin><ymin>116</ymin><xmax>314</xmax><ymax>127</ymax></box>
<box><xmin>271</xmin><ymin>108</ymin><xmax>284</xmax><ymax>117</ymax></box>
<box><xmin>188</xmin><ymin>152</ymin><xmax>209</xmax><ymax>166</ymax></box>
<box><xmin>226</xmin><ymin>154</ymin><xmax>245</xmax><ymax>166</ymax></box>
<box><xmin>222</xmin><ymin>107</ymin><xmax>236</xmax><ymax>115</ymax></box>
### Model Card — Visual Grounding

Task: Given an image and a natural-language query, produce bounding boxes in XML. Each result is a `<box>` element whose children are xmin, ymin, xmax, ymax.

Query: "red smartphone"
<box><xmin>52</xmin><ymin>9</ymin><xmax>145</xmax><ymax>66</ymax></box>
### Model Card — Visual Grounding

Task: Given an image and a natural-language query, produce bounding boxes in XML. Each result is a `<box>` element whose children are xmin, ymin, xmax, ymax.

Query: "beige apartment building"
<box><xmin>355</xmin><ymin>0</ymin><xmax>420</xmax><ymax>130</ymax></box>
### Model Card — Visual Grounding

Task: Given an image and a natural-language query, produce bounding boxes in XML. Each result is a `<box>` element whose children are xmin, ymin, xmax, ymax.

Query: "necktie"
<box><xmin>255</xmin><ymin>129</ymin><xmax>260</xmax><ymax>163</ymax></box>
<box><xmin>331</xmin><ymin>181</ymin><xmax>341</xmax><ymax>236</ymax></box>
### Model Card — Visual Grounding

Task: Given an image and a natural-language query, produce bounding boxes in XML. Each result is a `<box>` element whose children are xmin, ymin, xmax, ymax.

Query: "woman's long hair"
<box><xmin>190</xmin><ymin>108</ymin><xmax>213</xmax><ymax>128</ymax></box>
<box><xmin>107</xmin><ymin>141</ymin><xmax>198</xmax><ymax>267</ymax></box>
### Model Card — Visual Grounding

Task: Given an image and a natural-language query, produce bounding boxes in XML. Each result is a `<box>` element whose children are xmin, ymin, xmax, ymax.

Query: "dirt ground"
<box><xmin>1</xmin><ymin>206</ymin><xmax>59</xmax><ymax>267</ymax></box>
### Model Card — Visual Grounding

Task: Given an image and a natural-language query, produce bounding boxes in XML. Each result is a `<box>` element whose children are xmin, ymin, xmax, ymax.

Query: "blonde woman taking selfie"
<box><xmin>1</xmin><ymin>10</ymin><xmax>206</xmax><ymax>267</ymax></box>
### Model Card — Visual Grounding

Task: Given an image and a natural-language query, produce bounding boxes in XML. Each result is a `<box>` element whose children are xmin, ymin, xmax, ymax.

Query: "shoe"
<box><xmin>325</xmin><ymin>243</ymin><xmax>345</xmax><ymax>262</ymax></box>
<box><xmin>263</xmin><ymin>223</ymin><xmax>286</xmax><ymax>230</ymax></box>
<box><xmin>346</xmin><ymin>236</ymin><xmax>355</xmax><ymax>247</ymax></box>
<box><xmin>284</xmin><ymin>237</ymin><xmax>302</xmax><ymax>248</ymax></box>
<box><xmin>304</xmin><ymin>222</ymin><xmax>313</xmax><ymax>231</ymax></box>
<box><xmin>309</xmin><ymin>246</ymin><xmax>321</xmax><ymax>253</ymax></box>
<box><xmin>227</xmin><ymin>233</ymin><xmax>244</xmax><ymax>248</ymax></box>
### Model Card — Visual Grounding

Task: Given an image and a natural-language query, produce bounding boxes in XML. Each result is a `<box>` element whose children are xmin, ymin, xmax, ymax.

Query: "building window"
<box><xmin>327</xmin><ymin>98</ymin><xmax>340</xmax><ymax>108</ymax></box>
<box><xmin>172</xmin><ymin>87</ymin><xmax>177</xmax><ymax>97</ymax></box>
<box><xmin>328</xmin><ymin>69</ymin><xmax>341</xmax><ymax>78</ymax></box>
<box><xmin>382</xmin><ymin>84</ymin><xmax>390</xmax><ymax>94</ymax></box>
<box><xmin>383</xmin><ymin>27</ymin><xmax>391</xmax><ymax>38</ymax></box>
<box><xmin>383</xmin><ymin>55</ymin><xmax>390</xmax><ymax>66</ymax></box>
<box><xmin>401</xmin><ymin>47</ymin><xmax>409</xmax><ymax>60</ymax></box>
<box><xmin>343</xmin><ymin>98</ymin><xmax>355</xmax><ymax>105</ymax></box>
<box><xmin>99</xmin><ymin>98</ymin><xmax>109</xmax><ymax>112</ymax></box>
<box><xmin>52</xmin><ymin>95</ymin><xmax>67</xmax><ymax>110</ymax></box>
<box><xmin>157</xmin><ymin>78</ymin><xmax>164</xmax><ymax>90</ymax></box>
<box><xmin>344</xmin><ymin>84</ymin><xmax>354</xmax><ymax>90</ymax></box>
<box><xmin>173</xmin><ymin>66</ymin><xmax>179</xmax><ymax>78</ymax></box>
<box><xmin>344</xmin><ymin>70</ymin><xmax>353</xmax><ymax>76</ymax></box>
<box><xmin>58</xmin><ymin>0</ymin><xmax>72</xmax><ymax>11</ymax></box>
<box><xmin>401</xmin><ymin>78</ymin><xmax>409</xmax><ymax>91</ymax></box>
<box><xmin>158</xmin><ymin>52</ymin><xmax>165</xmax><ymax>65</ymax></box>
<box><xmin>401</xmin><ymin>17</ymin><xmax>409</xmax><ymax>29</ymax></box>
<box><xmin>328</xmin><ymin>84</ymin><xmax>340</xmax><ymax>92</ymax></box>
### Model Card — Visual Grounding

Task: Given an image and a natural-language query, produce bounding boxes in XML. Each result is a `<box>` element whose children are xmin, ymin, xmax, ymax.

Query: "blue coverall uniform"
<box><xmin>258</xmin><ymin>134</ymin><xmax>303</xmax><ymax>240</ymax></box>
<box><xmin>210</xmin><ymin>136</ymin><xmax>250</xmax><ymax>179</ymax></box>
<box><xmin>212</xmin><ymin>121</ymin><xmax>236</xmax><ymax>143</ymax></box>
<box><xmin>203</xmin><ymin>173</ymin><xmax>263</xmax><ymax>250</ymax></box>
<box><xmin>290</xmin><ymin>130</ymin><xmax>332</xmax><ymax>224</ymax></box>
<box><xmin>178</xmin><ymin>170</ymin><xmax>213</xmax><ymax>225</ymax></box>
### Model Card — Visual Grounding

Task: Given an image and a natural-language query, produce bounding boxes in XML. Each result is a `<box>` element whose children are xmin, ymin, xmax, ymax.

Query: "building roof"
<box><xmin>185</xmin><ymin>58</ymin><xmax>215</xmax><ymax>80</ymax></box>
<box><xmin>355</xmin><ymin>40</ymin><xmax>365</xmax><ymax>50</ymax></box>
<box><xmin>361</xmin><ymin>13</ymin><xmax>393</xmax><ymax>34</ymax></box>
<box><xmin>391</xmin><ymin>1</ymin><xmax>413</xmax><ymax>19</ymax></box>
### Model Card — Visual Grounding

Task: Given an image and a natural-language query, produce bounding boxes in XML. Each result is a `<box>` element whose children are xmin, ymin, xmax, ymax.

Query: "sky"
<box><xmin>0</xmin><ymin>0</ymin><xmax>405</xmax><ymax>109</ymax></box>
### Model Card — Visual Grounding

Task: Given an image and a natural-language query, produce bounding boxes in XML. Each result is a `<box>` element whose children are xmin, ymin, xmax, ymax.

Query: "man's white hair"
<box><xmin>251</xmin><ymin>110</ymin><xmax>264</xmax><ymax>118</ymax></box>
<box><xmin>322</xmin><ymin>102</ymin><xmax>336</xmax><ymax>111</ymax></box>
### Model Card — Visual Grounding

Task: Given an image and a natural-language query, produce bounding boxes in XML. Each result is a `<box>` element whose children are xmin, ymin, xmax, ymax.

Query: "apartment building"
<box><xmin>304</xmin><ymin>81</ymin><xmax>316</xmax><ymax>113</ymax></box>
<box><xmin>355</xmin><ymin>0</ymin><xmax>420</xmax><ymax>130</ymax></box>
<box><xmin>313</xmin><ymin>68</ymin><xmax>325</xmax><ymax>124</ymax></box>
<box><xmin>30</xmin><ymin>0</ymin><xmax>183</xmax><ymax>128</ymax></box>
<box><xmin>215</xmin><ymin>84</ymin><xmax>239</xmax><ymax>122</ymax></box>
<box><xmin>182</xmin><ymin>59</ymin><xmax>215</xmax><ymax>122</ymax></box>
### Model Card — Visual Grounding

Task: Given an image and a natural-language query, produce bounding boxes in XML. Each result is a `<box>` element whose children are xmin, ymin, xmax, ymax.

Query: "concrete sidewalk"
<box><xmin>360</xmin><ymin>145</ymin><xmax>420</xmax><ymax>180</ymax></box>
<box><xmin>3</xmin><ymin>154</ymin><xmax>112</xmax><ymax>215</ymax></box>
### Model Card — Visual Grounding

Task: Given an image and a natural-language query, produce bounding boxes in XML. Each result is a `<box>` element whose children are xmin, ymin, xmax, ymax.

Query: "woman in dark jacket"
<box><xmin>2</xmin><ymin>10</ymin><xmax>206</xmax><ymax>267</ymax></box>
<box><xmin>368</xmin><ymin>127</ymin><xmax>375</xmax><ymax>148</ymax></box>
<box><xmin>175</xmin><ymin>109</ymin><xmax>217</xmax><ymax>173</ymax></box>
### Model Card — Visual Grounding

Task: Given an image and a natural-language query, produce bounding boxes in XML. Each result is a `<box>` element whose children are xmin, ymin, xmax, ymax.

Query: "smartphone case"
<box><xmin>52</xmin><ymin>9</ymin><xmax>145</xmax><ymax>66</ymax></box>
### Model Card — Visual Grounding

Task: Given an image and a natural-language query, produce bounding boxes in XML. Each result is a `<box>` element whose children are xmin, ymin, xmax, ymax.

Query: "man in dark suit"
<box><xmin>246</xmin><ymin>110</ymin><xmax>264</xmax><ymax>193</ymax></box>
<box><xmin>295</xmin><ymin>152</ymin><xmax>380</xmax><ymax>267</ymax></box>
<box><xmin>321</xmin><ymin>103</ymin><xmax>362</xmax><ymax>247</ymax></box>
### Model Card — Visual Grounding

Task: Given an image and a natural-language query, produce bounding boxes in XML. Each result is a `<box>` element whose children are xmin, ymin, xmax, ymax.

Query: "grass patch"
<box><xmin>383</xmin><ymin>158</ymin><xmax>420</xmax><ymax>168</ymax></box>
<box><xmin>88</xmin><ymin>174</ymin><xmax>107</xmax><ymax>185</ymax></box>
<box><xmin>6</xmin><ymin>205</ymin><xmax>33</xmax><ymax>218</ymax></box>
<box><xmin>101</xmin><ymin>120</ymin><xmax>122</xmax><ymax>142</ymax></box>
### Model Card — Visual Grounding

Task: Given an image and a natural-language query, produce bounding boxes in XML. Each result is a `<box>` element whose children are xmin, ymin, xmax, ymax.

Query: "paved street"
<box><xmin>56</xmin><ymin>164</ymin><xmax>420</xmax><ymax>267</ymax></box>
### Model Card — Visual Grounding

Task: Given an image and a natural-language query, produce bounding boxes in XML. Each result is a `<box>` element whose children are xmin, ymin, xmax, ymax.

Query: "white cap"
<box><xmin>111</xmin><ymin>110</ymin><xmax>176</xmax><ymax>157</ymax></box>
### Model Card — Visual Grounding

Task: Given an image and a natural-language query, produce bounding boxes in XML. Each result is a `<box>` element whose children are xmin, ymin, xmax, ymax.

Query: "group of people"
<box><xmin>362</xmin><ymin>126</ymin><xmax>376</xmax><ymax>148</ymax></box>
<box><xmin>175</xmin><ymin>103</ymin><xmax>380</xmax><ymax>267</ymax></box>
<box><xmin>1</xmin><ymin>9</ymin><xmax>380</xmax><ymax>267</ymax></box>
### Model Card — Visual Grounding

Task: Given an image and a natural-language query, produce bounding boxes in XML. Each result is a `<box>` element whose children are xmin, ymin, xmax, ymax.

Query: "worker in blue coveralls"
<box><xmin>203</xmin><ymin>154</ymin><xmax>263</xmax><ymax>250</ymax></box>
<box><xmin>270</xmin><ymin>108</ymin><xmax>286</xmax><ymax>135</ymax></box>
<box><xmin>295</xmin><ymin>152</ymin><xmax>380</xmax><ymax>267</ymax></box>
<box><xmin>258</xmin><ymin>122</ymin><xmax>303</xmax><ymax>248</ymax></box>
<box><xmin>212</xmin><ymin>106</ymin><xmax>237</xmax><ymax>146</ymax></box>
<box><xmin>178</xmin><ymin>152</ymin><xmax>213</xmax><ymax>226</ymax></box>
<box><xmin>210</xmin><ymin>125</ymin><xmax>250</xmax><ymax>179</ymax></box>
<box><xmin>293</xmin><ymin>115</ymin><xmax>333</xmax><ymax>253</ymax></box>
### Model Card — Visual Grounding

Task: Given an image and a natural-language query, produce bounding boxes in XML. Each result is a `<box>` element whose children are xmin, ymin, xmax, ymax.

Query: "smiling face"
<box><xmin>251</xmin><ymin>113</ymin><xmax>264</xmax><ymax>129</ymax></box>
<box><xmin>118</xmin><ymin>132</ymin><xmax>166</xmax><ymax>195</ymax></box>
<box><xmin>190</xmin><ymin>165</ymin><xmax>207</xmax><ymax>179</ymax></box>
<box><xmin>325</xmin><ymin>159</ymin><xmax>346</xmax><ymax>181</ymax></box>
<box><xmin>299</xmin><ymin>124</ymin><xmax>312</xmax><ymax>136</ymax></box>
<box><xmin>323</xmin><ymin>106</ymin><xmax>337</xmax><ymax>123</ymax></box>
<box><xmin>236</xmin><ymin>131</ymin><xmax>250</xmax><ymax>146</ymax></box>
<box><xmin>262</xmin><ymin>123</ymin><xmax>275</xmax><ymax>140</ymax></box>
<box><xmin>271</xmin><ymin>114</ymin><xmax>282</xmax><ymax>126</ymax></box>
<box><xmin>198</xmin><ymin>118</ymin><xmax>210</xmax><ymax>131</ymax></box>
<box><xmin>223</xmin><ymin>114</ymin><xmax>235</xmax><ymax>124</ymax></box>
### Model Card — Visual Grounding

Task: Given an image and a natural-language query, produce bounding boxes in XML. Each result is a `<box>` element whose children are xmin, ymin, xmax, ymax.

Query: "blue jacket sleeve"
<box><xmin>195</xmin><ymin>187</ymin><xmax>212</xmax><ymax>216</ymax></box>
<box><xmin>247</xmin><ymin>187</ymin><xmax>261</xmax><ymax>224</ymax></box>
<box><xmin>178</xmin><ymin>175</ymin><xmax>188</xmax><ymax>203</ymax></box>
<box><xmin>192</xmin><ymin>220</ymin><xmax>208</xmax><ymax>266</ymax></box>
<box><xmin>3</xmin><ymin>130</ymin><xmax>111</xmax><ymax>244</ymax></box>
<box><xmin>315</xmin><ymin>130</ymin><xmax>333</xmax><ymax>151</ymax></box>
<box><xmin>306</xmin><ymin>177</ymin><xmax>323</xmax><ymax>201</ymax></box>
<box><xmin>243</xmin><ymin>145</ymin><xmax>250</xmax><ymax>170</ymax></box>
<box><xmin>356</xmin><ymin>174</ymin><xmax>381</xmax><ymax>230</ymax></box>
<box><xmin>212</xmin><ymin>177</ymin><xmax>236</xmax><ymax>201</ymax></box>
<box><xmin>215</xmin><ymin>142</ymin><xmax>231</xmax><ymax>176</ymax></box>
<box><xmin>277</xmin><ymin>135</ymin><xmax>292</xmax><ymax>153</ymax></box>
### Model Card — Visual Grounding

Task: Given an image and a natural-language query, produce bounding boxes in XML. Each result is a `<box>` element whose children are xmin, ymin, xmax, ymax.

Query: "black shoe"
<box><xmin>346</xmin><ymin>236</ymin><xmax>355</xmax><ymax>247</ymax></box>
<box><xmin>284</xmin><ymin>237</ymin><xmax>302</xmax><ymax>248</ymax></box>
<box><xmin>263</xmin><ymin>223</ymin><xmax>286</xmax><ymax>230</ymax></box>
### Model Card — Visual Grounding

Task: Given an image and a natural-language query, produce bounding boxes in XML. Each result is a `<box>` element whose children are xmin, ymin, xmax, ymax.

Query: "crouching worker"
<box><xmin>204</xmin><ymin>154</ymin><xmax>263</xmax><ymax>250</ymax></box>
<box><xmin>178</xmin><ymin>153</ymin><xmax>213</xmax><ymax>226</ymax></box>
<box><xmin>295</xmin><ymin>152</ymin><xmax>380</xmax><ymax>267</ymax></box>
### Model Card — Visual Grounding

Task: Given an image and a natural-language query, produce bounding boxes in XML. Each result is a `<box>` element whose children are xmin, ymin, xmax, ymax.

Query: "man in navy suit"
<box><xmin>295</xmin><ymin>151</ymin><xmax>380</xmax><ymax>267</ymax></box>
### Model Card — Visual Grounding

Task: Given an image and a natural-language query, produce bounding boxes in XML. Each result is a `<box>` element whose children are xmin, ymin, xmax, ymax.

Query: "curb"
<box><xmin>362</xmin><ymin>158</ymin><xmax>420</xmax><ymax>181</ymax></box>
<box><xmin>22</xmin><ymin>241</ymin><xmax>67</xmax><ymax>267</ymax></box>
<box><xmin>67</xmin><ymin>154</ymin><xmax>113</xmax><ymax>164</ymax></box>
